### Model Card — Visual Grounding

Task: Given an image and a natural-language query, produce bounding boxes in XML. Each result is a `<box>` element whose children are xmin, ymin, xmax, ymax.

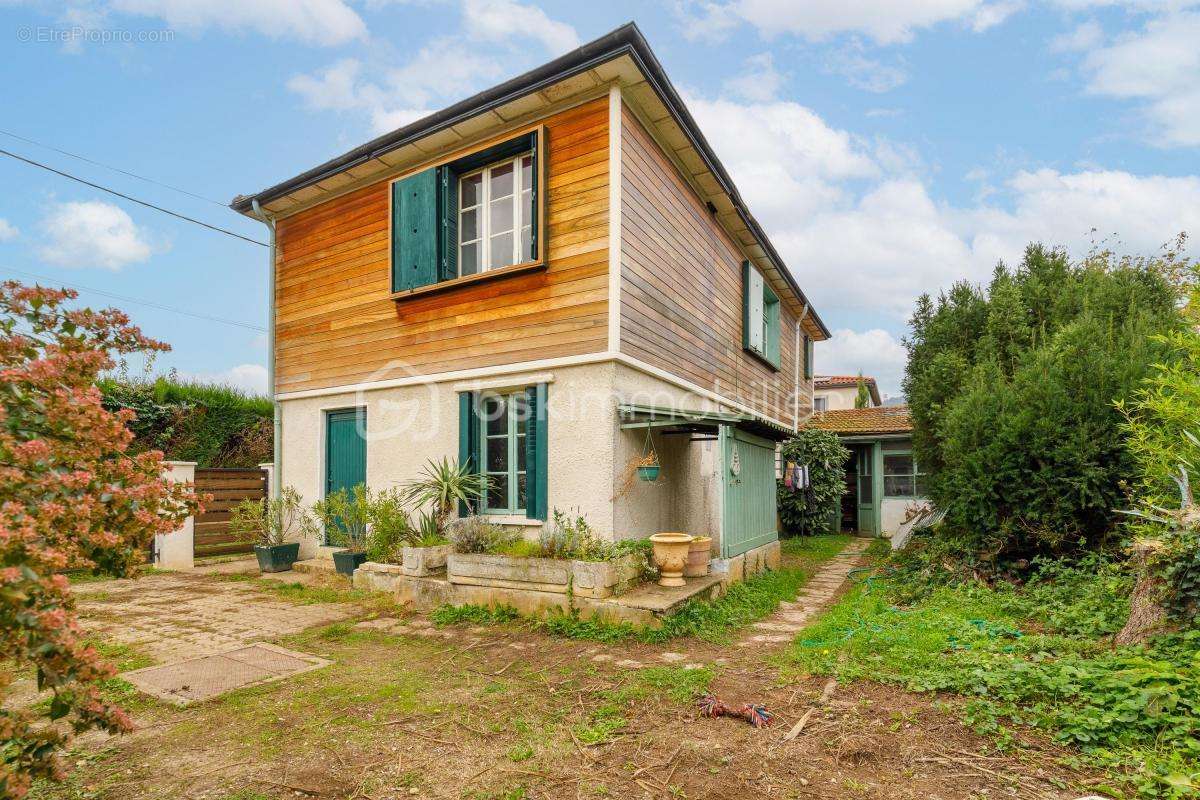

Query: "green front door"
<box><xmin>719</xmin><ymin>425</ymin><xmax>779</xmax><ymax>558</ymax></box>
<box><xmin>855</xmin><ymin>445</ymin><xmax>878</xmax><ymax>536</ymax></box>
<box><xmin>325</xmin><ymin>408</ymin><xmax>367</xmax><ymax>544</ymax></box>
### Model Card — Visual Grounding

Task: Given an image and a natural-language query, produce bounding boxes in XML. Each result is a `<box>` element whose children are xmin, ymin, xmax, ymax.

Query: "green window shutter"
<box><xmin>392</xmin><ymin>168</ymin><xmax>439</xmax><ymax>293</ymax></box>
<box><xmin>764</xmin><ymin>289</ymin><xmax>781</xmax><ymax>368</ymax></box>
<box><xmin>524</xmin><ymin>383</ymin><xmax>548</xmax><ymax>521</ymax></box>
<box><xmin>438</xmin><ymin>165</ymin><xmax>458</xmax><ymax>282</ymax></box>
<box><xmin>458</xmin><ymin>391</ymin><xmax>481</xmax><ymax>515</ymax></box>
<box><xmin>804</xmin><ymin>335</ymin><xmax>815</xmax><ymax>379</ymax></box>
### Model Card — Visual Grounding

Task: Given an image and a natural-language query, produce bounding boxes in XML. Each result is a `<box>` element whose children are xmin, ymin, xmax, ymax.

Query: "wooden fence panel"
<box><xmin>193</xmin><ymin>468</ymin><xmax>267</xmax><ymax>558</ymax></box>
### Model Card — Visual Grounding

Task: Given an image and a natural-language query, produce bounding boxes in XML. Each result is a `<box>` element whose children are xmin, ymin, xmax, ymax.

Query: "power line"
<box><xmin>0</xmin><ymin>128</ymin><xmax>228</xmax><ymax>207</ymax></box>
<box><xmin>0</xmin><ymin>148</ymin><xmax>267</xmax><ymax>247</ymax></box>
<box><xmin>1</xmin><ymin>268</ymin><xmax>266</xmax><ymax>333</ymax></box>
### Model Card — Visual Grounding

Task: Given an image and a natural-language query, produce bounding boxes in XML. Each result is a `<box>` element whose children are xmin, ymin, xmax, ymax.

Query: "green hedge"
<box><xmin>99</xmin><ymin>377</ymin><xmax>272</xmax><ymax>467</ymax></box>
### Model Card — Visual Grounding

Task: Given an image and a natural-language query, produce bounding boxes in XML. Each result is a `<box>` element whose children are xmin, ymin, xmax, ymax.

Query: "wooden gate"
<box><xmin>194</xmin><ymin>467</ymin><xmax>267</xmax><ymax>558</ymax></box>
<box><xmin>719</xmin><ymin>425</ymin><xmax>780</xmax><ymax>558</ymax></box>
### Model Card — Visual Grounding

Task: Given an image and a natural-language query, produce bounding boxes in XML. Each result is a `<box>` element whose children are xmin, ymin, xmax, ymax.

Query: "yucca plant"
<box><xmin>402</xmin><ymin>457</ymin><xmax>486</xmax><ymax>528</ymax></box>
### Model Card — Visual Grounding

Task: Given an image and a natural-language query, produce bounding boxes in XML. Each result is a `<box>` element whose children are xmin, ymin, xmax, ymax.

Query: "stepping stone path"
<box><xmin>735</xmin><ymin>538</ymin><xmax>871</xmax><ymax>648</ymax></box>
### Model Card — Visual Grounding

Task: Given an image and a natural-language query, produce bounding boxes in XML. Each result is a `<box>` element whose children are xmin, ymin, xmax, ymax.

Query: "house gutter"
<box><xmin>250</xmin><ymin>199</ymin><xmax>281</xmax><ymax>501</ymax></box>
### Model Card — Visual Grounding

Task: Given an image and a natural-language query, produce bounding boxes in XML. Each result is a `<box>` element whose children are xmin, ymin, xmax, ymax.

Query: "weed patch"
<box><xmin>785</xmin><ymin>557</ymin><xmax>1199</xmax><ymax>797</ymax></box>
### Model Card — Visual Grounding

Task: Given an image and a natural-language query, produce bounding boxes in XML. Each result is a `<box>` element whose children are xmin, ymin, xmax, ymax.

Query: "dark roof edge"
<box><xmin>230</xmin><ymin>22</ymin><xmax>831</xmax><ymax>338</ymax></box>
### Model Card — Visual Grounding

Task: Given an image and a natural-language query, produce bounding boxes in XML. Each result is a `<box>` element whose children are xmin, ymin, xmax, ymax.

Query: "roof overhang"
<box><xmin>617</xmin><ymin>403</ymin><xmax>792</xmax><ymax>441</ymax></box>
<box><xmin>230</xmin><ymin>22</ymin><xmax>829</xmax><ymax>339</ymax></box>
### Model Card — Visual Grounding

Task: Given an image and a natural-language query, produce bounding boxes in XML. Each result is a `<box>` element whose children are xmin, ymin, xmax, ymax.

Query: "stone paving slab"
<box><xmin>122</xmin><ymin>643</ymin><xmax>331</xmax><ymax>706</ymax></box>
<box><xmin>75</xmin><ymin>572</ymin><xmax>356</xmax><ymax>664</ymax></box>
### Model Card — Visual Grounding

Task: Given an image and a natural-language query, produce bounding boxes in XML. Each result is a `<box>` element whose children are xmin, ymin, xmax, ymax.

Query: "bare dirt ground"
<box><xmin>31</xmin><ymin>545</ymin><xmax>1110</xmax><ymax>800</ymax></box>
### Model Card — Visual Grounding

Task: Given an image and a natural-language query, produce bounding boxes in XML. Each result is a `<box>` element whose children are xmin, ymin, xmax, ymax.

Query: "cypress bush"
<box><xmin>904</xmin><ymin>242</ymin><xmax>1187</xmax><ymax>560</ymax></box>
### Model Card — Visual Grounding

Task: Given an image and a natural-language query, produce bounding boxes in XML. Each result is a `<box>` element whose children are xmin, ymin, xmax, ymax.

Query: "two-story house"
<box><xmin>231</xmin><ymin>23</ymin><xmax>830</xmax><ymax>567</ymax></box>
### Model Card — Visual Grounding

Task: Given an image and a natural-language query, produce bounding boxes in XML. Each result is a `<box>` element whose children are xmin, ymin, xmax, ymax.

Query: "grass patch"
<box><xmin>213</xmin><ymin>573</ymin><xmax>395</xmax><ymax>610</ymax></box>
<box><xmin>784</xmin><ymin>554</ymin><xmax>1199</xmax><ymax>798</ymax></box>
<box><xmin>432</xmin><ymin>534</ymin><xmax>852</xmax><ymax>644</ymax></box>
<box><xmin>573</xmin><ymin>666</ymin><xmax>714</xmax><ymax>745</ymax></box>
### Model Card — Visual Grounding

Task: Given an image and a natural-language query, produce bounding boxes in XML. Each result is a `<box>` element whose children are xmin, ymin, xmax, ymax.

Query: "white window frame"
<box><xmin>458</xmin><ymin>153</ymin><xmax>534</xmax><ymax>277</ymax></box>
<box><xmin>813</xmin><ymin>396</ymin><xmax>827</xmax><ymax>412</ymax></box>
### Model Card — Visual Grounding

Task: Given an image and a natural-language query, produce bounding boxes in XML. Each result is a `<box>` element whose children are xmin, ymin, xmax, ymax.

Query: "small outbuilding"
<box><xmin>808</xmin><ymin>406</ymin><xmax>927</xmax><ymax>539</ymax></box>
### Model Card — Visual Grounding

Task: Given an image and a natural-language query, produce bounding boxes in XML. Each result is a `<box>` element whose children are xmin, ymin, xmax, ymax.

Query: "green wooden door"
<box><xmin>855</xmin><ymin>445</ymin><xmax>878</xmax><ymax>536</ymax></box>
<box><xmin>719</xmin><ymin>425</ymin><xmax>779</xmax><ymax>558</ymax></box>
<box><xmin>325</xmin><ymin>408</ymin><xmax>367</xmax><ymax>544</ymax></box>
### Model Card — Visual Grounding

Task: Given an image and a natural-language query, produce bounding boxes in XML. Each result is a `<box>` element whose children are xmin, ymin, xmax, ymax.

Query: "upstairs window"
<box><xmin>742</xmin><ymin>261</ymin><xmax>780</xmax><ymax>369</ymax></box>
<box><xmin>392</xmin><ymin>129</ymin><xmax>543</xmax><ymax>295</ymax></box>
<box><xmin>813</xmin><ymin>396</ymin><xmax>827</xmax><ymax>412</ymax></box>
<box><xmin>459</xmin><ymin>153</ymin><xmax>535</xmax><ymax>276</ymax></box>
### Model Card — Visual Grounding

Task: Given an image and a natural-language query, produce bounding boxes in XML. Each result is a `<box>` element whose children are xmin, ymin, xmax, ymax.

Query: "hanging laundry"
<box><xmin>784</xmin><ymin>461</ymin><xmax>796</xmax><ymax>490</ymax></box>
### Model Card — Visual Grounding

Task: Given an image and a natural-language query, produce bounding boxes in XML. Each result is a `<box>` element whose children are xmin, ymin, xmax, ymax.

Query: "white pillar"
<box><xmin>259</xmin><ymin>462</ymin><xmax>275</xmax><ymax>499</ymax></box>
<box><xmin>156</xmin><ymin>461</ymin><xmax>197</xmax><ymax>570</ymax></box>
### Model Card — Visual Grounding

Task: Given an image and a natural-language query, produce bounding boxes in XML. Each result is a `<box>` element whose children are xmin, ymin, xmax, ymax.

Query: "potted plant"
<box><xmin>400</xmin><ymin>510</ymin><xmax>454</xmax><ymax>577</ymax></box>
<box><xmin>649</xmin><ymin>531</ymin><xmax>694</xmax><ymax>587</ymax></box>
<box><xmin>230</xmin><ymin>486</ymin><xmax>314</xmax><ymax>573</ymax></box>
<box><xmin>313</xmin><ymin>485</ymin><xmax>372</xmax><ymax>576</ymax></box>
<box><xmin>635</xmin><ymin>453</ymin><xmax>660</xmax><ymax>482</ymax></box>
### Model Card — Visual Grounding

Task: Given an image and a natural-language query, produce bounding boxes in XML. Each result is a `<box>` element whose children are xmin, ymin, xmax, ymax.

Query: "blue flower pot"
<box><xmin>332</xmin><ymin>549</ymin><xmax>367</xmax><ymax>577</ymax></box>
<box><xmin>637</xmin><ymin>464</ymin><xmax>660</xmax><ymax>482</ymax></box>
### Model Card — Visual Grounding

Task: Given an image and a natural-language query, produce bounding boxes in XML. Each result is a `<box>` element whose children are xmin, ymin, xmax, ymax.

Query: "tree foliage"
<box><xmin>854</xmin><ymin>373</ymin><xmax>871</xmax><ymax>409</ymax></box>
<box><xmin>777</xmin><ymin>428</ymin><xmax>850</xmax><ymax>536</ymax></box>
<box><xmin>903</xmin><ymin>242</ymin><xmax>1188</xmax><ymax>560</ymax></box>
<box><xmin>0</xmin><ymin>282</ymin><xmax>200</xmax><ymax>798</ymax></box>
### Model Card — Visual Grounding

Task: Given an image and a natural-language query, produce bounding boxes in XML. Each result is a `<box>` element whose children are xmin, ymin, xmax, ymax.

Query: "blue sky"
<box><xmin>2</xmin><ymin>0</ymin><xmax>1198</xmax><ymax>397</ymax></box>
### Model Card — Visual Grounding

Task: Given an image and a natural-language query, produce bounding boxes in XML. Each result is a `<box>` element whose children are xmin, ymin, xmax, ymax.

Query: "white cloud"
<box><xmin>1050</xmin><ymin>19</ymin><xmax>1103</xmax><ymax>52</ymax></box>
<box><xmin>108</xmin><ymin>0</ymin><xmax>366</xmax><ymax>46</ymax></box>
<box><xmin>683</xmin><ymin>93</ymin><xmax>881</xmax><ymax>225</ymax></box>
<box><xmin>183</xmin><ymin>363</ymin><xmax>268</xmax><ymax>395</ymax></box>
<box><xmin>0</xmin><ymin>219</ymin><xmax>18</xmax><ymax>242</ymax></box>
<box><xmin>37</xmin><ymin>201</ymin><xmax>156</xmax><ymax>270</ymax></box>
<box><xmin>723</xmin><ymin>53</ymin><xmax>785</xmax><ymax>102</ymax></box>
<box><xmin>461</xmin><ymin>0</ymin><xmax>579</xmax><ymax>54</ymax></box>
<box><xmin>687</xmin><ymin>89</ymin><xmax>1200</xmax><ymax>323</ymax></box>
<box><xmin>289</xmin><ymin>1</ymin><xmax>576</xmax><ymax>134</ymax></box>
<box><xmin>823</xmin><ymin>41</ymin><xmax>909</xmax><ymax>93</ymax></box>
<box><xmin>679</xmin><ymin>0</ymin><xmax>1019</xmax><ymax>44</ymax></box>
<box><xmin>1073</xmin><ymin>11</ymin><xmax>1200</xmax><ymax>146</ymax></box>
<box><xmin>819</xmin><ymin>328</ymin><xmax>908</xmax><ymax>396</ymax></box>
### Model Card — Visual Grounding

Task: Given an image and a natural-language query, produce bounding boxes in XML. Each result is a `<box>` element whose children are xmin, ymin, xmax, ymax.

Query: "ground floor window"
<box><xmin>480</xmin><ymin>391</ymin><xmax>529</xmax><ymax>514</ymax></box>
<box><xmin>883</xmin><ymin>452</ymin><xmax>926</xmax><ymax>497</ymax></box>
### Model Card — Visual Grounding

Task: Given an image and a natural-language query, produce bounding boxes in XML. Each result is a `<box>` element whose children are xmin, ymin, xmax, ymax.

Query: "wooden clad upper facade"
<box><xmin>273</xmin><ymin>97</ymin><xmax>610</xmax><ymax>394</ymax></box>
<box><xmin>618</xmin><ymin>103</ymin><xmax>810</xmax><ymax>428</ymax></box>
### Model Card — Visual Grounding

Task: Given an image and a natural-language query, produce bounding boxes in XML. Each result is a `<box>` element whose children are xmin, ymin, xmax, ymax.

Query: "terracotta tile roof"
<box><xmin>814</xmin><ymin>375</ymin><xmax>871</xmax><ymax>387</ymax></box>
<box><xmin>807</xmin><ymin>405</ymin><xmax>912</xmax><ymax>435</ymax></box>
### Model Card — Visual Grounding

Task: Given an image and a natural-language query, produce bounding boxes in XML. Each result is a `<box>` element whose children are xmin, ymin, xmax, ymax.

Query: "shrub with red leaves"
<box><xmin>0</xmin><ymin>281</ymin><xmax>201</xmax><ymax>798</ymax></box>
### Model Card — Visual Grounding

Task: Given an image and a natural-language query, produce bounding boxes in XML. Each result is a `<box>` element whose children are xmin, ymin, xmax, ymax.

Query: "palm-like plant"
<box><xmin>402</xmin><ymin>457</ymin><xmax>486</xmax><ymax>528</ymax></box>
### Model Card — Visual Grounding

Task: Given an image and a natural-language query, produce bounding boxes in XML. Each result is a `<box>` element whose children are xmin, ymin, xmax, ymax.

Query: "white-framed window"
<box><xmin>458</xmin><ymin>153</ymin><xmax>535</xmax><ymax>277</ymax></box>
<box><xmin>479</xmin><ymin>391</ymin><xmax>529</xmax><ymax>515</ymax></box>
<box><xmin>883</xmin><ymin>452</ymin><xmax>928</xmax><ymax>498</ymax></box>
<box><xmin>813</xmin><ymin>396</ymin><xmax>827</xmax><ymax>412</ymax></box>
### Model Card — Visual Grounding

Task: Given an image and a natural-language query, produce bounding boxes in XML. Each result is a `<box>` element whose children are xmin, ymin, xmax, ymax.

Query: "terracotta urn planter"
<box><xmin>649</xmin><ymin>532</ymin><xmax>694</xmax><ymax>587</ymax></box>
<box><xmin>684</xmin><ymin>536</ymin><xmax>712</xmax><ymax>578</ymax></box>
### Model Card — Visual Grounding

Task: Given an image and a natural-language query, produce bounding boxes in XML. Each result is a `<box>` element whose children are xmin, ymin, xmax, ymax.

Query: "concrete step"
<box><xmin>292</xmin><ymin>558</ymin><xmax>337</xmax><ymax>575</ymax></box>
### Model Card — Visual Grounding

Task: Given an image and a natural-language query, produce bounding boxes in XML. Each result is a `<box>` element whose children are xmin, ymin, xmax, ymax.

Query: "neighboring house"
<box><xmin>813</xmin><ymin>375</ymin><xmax>881</xmax><ymax>412</ymax></box>
<box><xmin>808</xmin><ymin>406</ymin><xmax>926</xmax><ymax>538</ymax></box>
<box><xmin>231</xmin><ymin>24</ymin><xmax>830</xmax><ymax>564</ymax></box>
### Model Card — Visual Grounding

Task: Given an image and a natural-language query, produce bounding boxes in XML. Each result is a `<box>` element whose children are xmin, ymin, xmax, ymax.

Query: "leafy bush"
<box><xmin>312</xmin><ymin>486</ymin><xmax>374</xmax><ymax>553</ymax></box>
<box><xmin>0</xmin><ymin>283</ymin><xmax>200</xmax><ymax>797</ymax></box>
<box><xmin>777</xmin><ymin>428</ymin><xmax>850</xmax><ymax>536</ymax></box>
<box><xmin>788</xmin><ymin>555</ymin><xmax>1200</xmax><ymax>797</ymax></box>
<box><xmin>230</xmin><ymin>486</ymin><xmax>317</xmax><ymax>547</ymax></box>
<box><xmin>364</xmin><ymin>489</ymin><xmax>416</xmax><ymax>563</ymax></box>
<box><xmin>98</xmin><ymin>375</ymin><xmax>271</xmax><ymax>467</ymax></box>
<box><xmin>448</xmin><ymin>516</ymin><xmax>519</xmax><ymax>554</ymax></box>
<box><xmin>904</xmin><ymin>243</ymin><xmax>1186</xmax><ymax>560</ymax></box>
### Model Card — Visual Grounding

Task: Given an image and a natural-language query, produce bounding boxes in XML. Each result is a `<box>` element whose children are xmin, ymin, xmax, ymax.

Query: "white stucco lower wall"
<box><xmin>276</xmin><ymin>359</ymin><xmax>775</xmax><ymax>558</ymax></box>
<box><xmin>880</xmin><ymin>496</ymin><xmax>927</xmax><ymax>538</ymax></box>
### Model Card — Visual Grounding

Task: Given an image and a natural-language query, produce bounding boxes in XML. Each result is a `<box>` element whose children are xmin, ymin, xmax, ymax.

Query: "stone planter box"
<box><xmin>401</xmin><ymin>544</ymin><xmax>452</xmax><ymax>577</ymax></box>
<box><xmin>447</xmin><ymin>552</ymin><xmax>641</xmax><ymax>599</ymax></box>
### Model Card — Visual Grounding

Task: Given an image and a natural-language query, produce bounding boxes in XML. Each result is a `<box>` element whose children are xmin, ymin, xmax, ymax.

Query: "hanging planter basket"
<box><xmin>636</xmin><ymin>423</ymin><xmax>660</xmax><ymax>482</ymax></box>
